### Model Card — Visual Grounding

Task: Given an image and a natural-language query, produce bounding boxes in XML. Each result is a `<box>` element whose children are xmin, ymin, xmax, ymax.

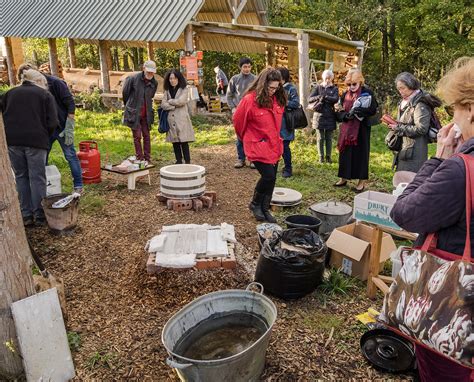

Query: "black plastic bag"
<box><xmin>255</xmin><ymin>228</ymin><xmax>327</xmax><ymax>300</ymax></box>
<box><xmin>285</xmin><ymin>105</ymin><xmax>308</xmax><ymax>130</ymax></box>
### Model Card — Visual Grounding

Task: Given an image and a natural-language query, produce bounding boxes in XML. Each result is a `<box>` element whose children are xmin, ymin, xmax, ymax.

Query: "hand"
<box><xmin>59</xmin><ymin>117</ymin><xmax>75</xmax><ymax>146</ymax></box>
<box><xmin>436</xmin><ymin>122</ymin><xmax>458</xmax><ymax>159</ymax></box>
<box><xmin>388</xmin><ymin>123</ymin><xmax>397</xmax><ymax>130</ymax></box>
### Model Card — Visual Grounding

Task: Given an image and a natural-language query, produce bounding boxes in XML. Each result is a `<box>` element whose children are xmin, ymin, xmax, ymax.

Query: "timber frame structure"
<box><xmin>1</xmin><ymin>0</ymin><xmax>364</xmax><ymax>107</ymax></box>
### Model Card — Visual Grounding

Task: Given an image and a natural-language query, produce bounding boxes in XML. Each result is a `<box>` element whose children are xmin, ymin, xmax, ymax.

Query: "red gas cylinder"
<box><xmin>77</xmin><ymin>141</ymin><xmax>101</xmax><ymax>184</ymax></box>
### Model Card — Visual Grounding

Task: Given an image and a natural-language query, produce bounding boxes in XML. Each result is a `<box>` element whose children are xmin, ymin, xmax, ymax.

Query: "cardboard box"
<box><xmin>353</xmin><ymin>190</ymin><xmax>401</xmax><ymax>230</ymax></box>
<box><xmin>326</xmin><ymin>222</ymin><xmax>396</xmax><ymax>281</ymax></box>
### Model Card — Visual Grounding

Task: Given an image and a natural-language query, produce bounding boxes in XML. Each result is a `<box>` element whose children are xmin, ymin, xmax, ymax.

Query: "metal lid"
<box><xmin>309</xmin><ymin>200</ymin><xmax>352</xmax><ymax>216</ymax></box>
<box><xmin>360</xmin><ymin>329</ymin><xmax>415</xmax><ymax>373</ymax></box>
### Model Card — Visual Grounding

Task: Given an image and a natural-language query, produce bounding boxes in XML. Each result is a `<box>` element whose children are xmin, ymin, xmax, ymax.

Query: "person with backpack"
<box><xmin>386</xmin><ymin>72</ymin><xmax>441</xmax><ymax>173</ymax></box>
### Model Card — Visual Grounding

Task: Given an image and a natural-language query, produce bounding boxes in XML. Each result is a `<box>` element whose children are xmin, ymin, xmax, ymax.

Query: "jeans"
<box><xmin>173</xmin><ymin>142</ymin><xmax>191</xmax><ymax>164</ymax></box>
<box><xmin>48</xmin><ymin>129</ymin><xmax>83</xmax><ymax>189</ymax></box>
<box><xmin>316</xmin><ymin>129</ymin><xmax>334</xmax><ymax>159</ymax></box>
<box><xmin>282</xmin><ymin>140</ymin><xmax>292</xmax><ymax>171</ymax></box>
<box><xmin>253</xmin><ymin>161</ymin><xmax>279</xmax><ymax>195</ymax></box>
<box><xmin>132</xmin><ymin>118</ymin><xmax>151</xmax><ymax>161</ymax></box>
<box><xmin>8</xmin><ymin>146</ymin><xmax>47</xmax><ymax>219</ymax></box>
<box><xmin>236</xmin><ymin>139</ymin><xmax>245</xmax><ymax>161</ymax></box>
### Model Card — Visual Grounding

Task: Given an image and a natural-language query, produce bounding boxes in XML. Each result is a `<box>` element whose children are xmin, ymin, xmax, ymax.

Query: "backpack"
<box><xmin>422</xmin><ymin>93</ymin><xmax>443</xmax><ymax>143</ymax></box>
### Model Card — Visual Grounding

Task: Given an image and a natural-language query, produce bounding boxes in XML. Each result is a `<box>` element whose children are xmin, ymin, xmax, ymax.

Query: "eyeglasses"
<box><xmin>445</xmin><ymin>104</ymin><xmax>454</xmax><ymax>117</ymax></box>
<box><xmin>268</xmin><ymin>85</ymin><xmax>280</xmax><ymax>91</ymax></box>
<box><xmin>347</xmin><ymin>83</ymin><xmax>359</xmax><ymax>87</ymax></box>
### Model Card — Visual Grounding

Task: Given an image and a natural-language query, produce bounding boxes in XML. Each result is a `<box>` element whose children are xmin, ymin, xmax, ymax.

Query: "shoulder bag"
<box><xmin>285</xmin><ymin>105</ymin><xmax>308</xmax><ymax>130</ymax></box>
<box><xmin>379</xmin><ymin>153</ymin><xmax>474</xmax><ymax>369</ymax></box>
<box><xmin>157</xmin><ymin>107</ymin><xmax>169</xmax><ymax>133</ymax></box>
<box><xmin>385</xmin><ymin>130</ymin><xmax>403</xmax><ymax>152</ymax></box>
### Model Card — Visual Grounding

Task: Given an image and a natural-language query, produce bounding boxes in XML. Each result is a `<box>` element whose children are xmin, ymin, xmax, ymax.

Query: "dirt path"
<box><xmin>29</xmin><ymin>144</ymin><xmax>414</xmax><ymax>381</ymax></box>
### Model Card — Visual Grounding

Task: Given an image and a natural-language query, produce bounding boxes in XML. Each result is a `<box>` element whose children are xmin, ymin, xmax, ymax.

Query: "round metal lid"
<box><xmin>309</xmin><ymin>201</ymin><xmax>352</xmax><ymax>216</ymax></box>
<box><xmin>360</xmin><ymin>329</ymin><xmax>415</xmax><ymax>373</ymax></box>
<box><xmin>271</xmin><ymin>187</ymin><xmax>302</xmax><ymax>205</ymax></box>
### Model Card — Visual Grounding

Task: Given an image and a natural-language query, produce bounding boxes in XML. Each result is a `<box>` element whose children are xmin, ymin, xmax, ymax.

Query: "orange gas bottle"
<box><xmin>77</xmin><ymin>141</ymin><xmax>101</xmax><ymax>184</ymax></box>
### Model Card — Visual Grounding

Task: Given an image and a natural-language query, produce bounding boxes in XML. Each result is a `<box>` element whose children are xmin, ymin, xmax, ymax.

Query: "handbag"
<box><xmin>285</xmin><ymin>105</ymin><xmax>308</xmax><ymax>130</ymax></box>
<box><xmin>379</xmin><ymin>154</ymin><xmax>474</xmax><ymax>369</ymax></box>
<box><xmin>308</xmin><ymin>99</ymin><xmax>324</xmax><ymax>113</ymax></box>
<box><xmin>157</xmin><ymin>108</ymin><xmax>169</xmax><ymax>133</ymax></box>
<box><xmin>385</xmin><ymin>130</ymin><xmax>403</xmax><ymax>151</ymax></box>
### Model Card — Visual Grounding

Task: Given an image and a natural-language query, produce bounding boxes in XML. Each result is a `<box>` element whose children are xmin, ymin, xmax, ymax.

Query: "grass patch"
<box><xmin>86</xmin><ymin>350</ymin><xmax>117</xmax><ymax>369</ymax></box>
<box><xmin>302</xmin><ymin>311</ymin><xmax>344</xmax><ymax>333</ymax></box>
<box><xmin>67</xmin><ymin>331</ymin><xmax>82</xmax><ymax>352</ymax></box>
<box><xmin>318</xmin><ymin>268</ymin><xmax>358</xmax><ymax>296</ymax></box>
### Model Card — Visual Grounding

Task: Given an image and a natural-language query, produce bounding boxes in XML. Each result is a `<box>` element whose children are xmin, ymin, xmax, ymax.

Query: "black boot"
<box><xmin>249</xmin><ymin>191</ymin><xmax>266</xmax><ymax>221</ymax></box>
<box><xmin>262</xmin><ymin>194</ymin><xmax>277</xmax><ymax>223</ymax></box>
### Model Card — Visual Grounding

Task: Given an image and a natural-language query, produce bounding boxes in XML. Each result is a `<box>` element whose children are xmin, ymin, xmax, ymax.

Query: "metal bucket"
<box><xmin>41</xmin><ymin>193</ymin><xmax>79</xmax><ymax>233</ymax></box>
<box><xmin>309</xmin><ymin>201</ymin><xmax>352</xmax><ymax>235</ymax></box>
<box><xmin>162</xmin><ymin>283</ymin><xmax>277</xmax><ymax>382</ymax></box>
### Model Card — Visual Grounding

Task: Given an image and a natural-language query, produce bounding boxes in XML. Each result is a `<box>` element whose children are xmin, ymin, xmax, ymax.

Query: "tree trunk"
<box><xmin>0</xmin><ymin>115</ymin><xmax>36</xmax><ymax>379</ymax></box>
<box><xmin>138</xmin><ymin>48</ymin><xmax>144</xmax><ymax>67</ymax></box>
<box><xmin>132</xmin><ymin>48</ymin><xmax>139</xmax><ymax>71</ymax></box>
<box><xmin>123</xmin><ymin>52</ymin><xmax>130</xmax><ymax>71</ymax></box>
<box><xmin>112</xmin><ymin>47</ymin><xmax>120</xmax><ymax>71</ymax></box>
<box><xmin>381</xmin><ymin>15</ymin><xmax>389</xmax><ymax>75</ymax></box>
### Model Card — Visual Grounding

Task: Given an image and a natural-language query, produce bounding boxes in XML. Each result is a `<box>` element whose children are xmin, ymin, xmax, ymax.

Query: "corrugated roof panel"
<box><xmin>1</xmin><ymin>0</ymin><xmax>204</xmax><ymax>41</ymax></box>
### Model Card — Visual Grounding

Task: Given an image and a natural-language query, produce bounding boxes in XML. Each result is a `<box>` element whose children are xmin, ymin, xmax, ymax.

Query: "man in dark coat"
<box><xmin>18</xmin><ymin>63</ymin><xmax>83</xmax><ymax>193</ymax></box>
<box><xmin>2</xmin><ymin>69</ymin><xmax>58</xmax><ymax>226</ymax></box>
<box><xmin>122</xmin><ymin>60</ymin><xmax>158</xmax><ymax>162</ymax></box>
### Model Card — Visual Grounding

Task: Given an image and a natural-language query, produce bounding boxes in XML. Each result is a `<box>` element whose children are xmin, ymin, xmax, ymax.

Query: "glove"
<box><xmin>59</xmin><ymin>117</ymin><xmax>75</xmax><ymax>146</ymax></box>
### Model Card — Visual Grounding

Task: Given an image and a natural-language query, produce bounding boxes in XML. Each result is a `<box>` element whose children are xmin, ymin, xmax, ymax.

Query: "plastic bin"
<box><xmin>45</xmin><ymin>165</ymin><xmax>61</xmax><ymax>196</ymax></box>
<box><xmin>284</xmin><ymin>215</ymin><xmax>322</xmax><ymax>234</ymax></box>
<box><xmin>41</xmin><ymin>193</ymin><xmax>79</xmax><ymax>233</ymax></box>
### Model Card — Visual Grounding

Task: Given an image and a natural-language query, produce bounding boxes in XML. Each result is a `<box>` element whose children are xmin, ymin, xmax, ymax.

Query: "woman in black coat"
<box><xmin>308</xmin><ymin>69</ymin><xmax>339</xmax><ymax>163</ymax></box>
<box><xmin>334</xmin><ymin>68</ymin><xmax>378</xmax><ymax>192</ymax></box>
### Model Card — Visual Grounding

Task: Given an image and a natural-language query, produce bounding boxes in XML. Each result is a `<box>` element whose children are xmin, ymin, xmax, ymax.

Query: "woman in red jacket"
<box><xmin>233</xmin><ymin>68</ymin><xmax>287</xmax><ymax>223</ymax></box>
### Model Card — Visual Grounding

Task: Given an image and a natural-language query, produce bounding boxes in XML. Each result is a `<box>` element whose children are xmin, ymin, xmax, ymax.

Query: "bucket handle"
<box><xmin>325</xmin><ymin>199</ymin><xmax>338</xmax><ymax>207</ymax></box>
<box><xmin>166</xmin><ymin>357</ymin><xmax>193</xmax><ymax>370</ymax></box>
<box><xmin>246</xmin><ymin>282</ymin><xmax>264</xmax><ymax>294</ymax></box>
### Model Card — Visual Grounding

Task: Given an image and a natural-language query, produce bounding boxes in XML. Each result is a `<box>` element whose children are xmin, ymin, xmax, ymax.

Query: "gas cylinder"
<box><xmin>77</xmin><ymin>141</ymin><xmax>101</xmax><ymax>184</ymax></box>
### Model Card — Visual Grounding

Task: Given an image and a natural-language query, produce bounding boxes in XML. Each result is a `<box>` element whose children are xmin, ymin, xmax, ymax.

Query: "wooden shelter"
<box><xmin>1</xmin><ymin>0</ymin><xmax>364</xmax><ymax>106</ymax></box>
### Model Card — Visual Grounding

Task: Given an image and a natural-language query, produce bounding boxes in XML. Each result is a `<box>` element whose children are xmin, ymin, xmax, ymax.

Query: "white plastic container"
<box><xmin>46</xmin><ymin>165</ymin><xmax>61</xmax><ymax>196</ymax></box>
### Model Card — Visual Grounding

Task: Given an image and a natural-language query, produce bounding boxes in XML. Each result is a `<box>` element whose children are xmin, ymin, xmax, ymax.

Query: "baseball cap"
<box><xmin>143</xmin><ymin>60</ymin><xmax>157</xmax><ymax>73</ymax></box>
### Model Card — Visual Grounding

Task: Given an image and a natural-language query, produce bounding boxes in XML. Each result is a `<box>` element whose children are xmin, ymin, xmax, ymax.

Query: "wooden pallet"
<box><xmin>146</xmin><ymin>243</ymin><xmax>236</xmax><ymax>274</ymax></box>
<box><xmin>207</xmin><ymin>96</ymin><xmax>222</xmax><ymax>113</ymax></box>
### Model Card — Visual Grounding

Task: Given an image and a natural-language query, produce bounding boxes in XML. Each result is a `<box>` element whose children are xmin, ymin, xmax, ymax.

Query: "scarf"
<box><xmin>400</xmin><ymin>89</ymin><xmax>420</xmax><ymax>110</ymax></box>
<box><xmin>169</xmin><ymin>86</ymin><xmax>179</xmax><ymax>99</ymax></box>
<box><xmin>337</xmin><ymin>87</ymin><xmax>362</xmax><ymax>152</ymax></box>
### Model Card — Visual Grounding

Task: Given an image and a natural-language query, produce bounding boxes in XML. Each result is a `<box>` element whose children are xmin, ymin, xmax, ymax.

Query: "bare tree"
<box><xmin>0</xmin><ymin>114</ymin><xmax>35</xmax><ymax>379</ymax></box>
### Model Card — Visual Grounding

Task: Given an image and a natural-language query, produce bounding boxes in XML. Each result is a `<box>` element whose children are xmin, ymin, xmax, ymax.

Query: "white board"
<box><xmin>11</xmin><ymin>288</ymin><xmax>75</xmax><ymax>382</ymax></box>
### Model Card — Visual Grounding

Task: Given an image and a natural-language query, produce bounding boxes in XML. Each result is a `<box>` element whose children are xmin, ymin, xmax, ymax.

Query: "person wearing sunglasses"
<box><xmin>334</xmin><ymin>68</ymin><xmax>378</xmax><ymax>192</ymax></box>
<box><xmin>390</xmin><ymin>57</ymin><xmax>473</xmax><ymax>382</ymax></box>
<box><xmin>386</xmin><ymin>72</ymin><xmax>441</xmax><ymax>173</ymax></box>
<box><xmin>233</xmin><ymin>68</ymin><xmax>287</xmax><ymax>222</ymax></box>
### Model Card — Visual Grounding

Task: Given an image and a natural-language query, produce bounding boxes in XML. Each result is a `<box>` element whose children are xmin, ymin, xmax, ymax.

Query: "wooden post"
<box><xmin>357</xmin><ymin>46</ymin><xmax>365</xmax><ymax>69</ymax></box>
<box><xmin>146</xmin><ymin>42</ymin><xmax>154</xmax><ymax>62</ymax></box>
<box><xmin>67</xmin><ymin>38</ymin><xmax>77</xmax><ymax>68</ymax></box>
<box><xmin>4</xmin><ymin>37</ymin><xmax>16</xmax><ymax>85</ymax></box>
<box><xmin>0</xmin><ymin>115</ymin><xmax>36</xmax><ymax>379</ymax></box>
<box><xmin>297</xmin><ymin>32</ymin><xmax>309</xmax><ymax>109</ymax></box>
<box><xmin>367</xmin><ymin>226</ymin><xmax>383</xmax><ymax>299</ymax></box>
<box><xmin>265</xmin><ymin>43</ymin><xmax>274</xmax><ymax>67</ymax></box>
<box><xmin>184</xmin><ymin>24</ymin><xmax>193</xmax><ymax>52</ymax></box>
<box><xmin>98</xmin><ymin>40</ymin><xmax>111</xmax><ymax>92</ymax></box>
<box><xmin>47</xmin><ymin>38</ymin><xmax>59</xmax><ymax>77</ymax></box>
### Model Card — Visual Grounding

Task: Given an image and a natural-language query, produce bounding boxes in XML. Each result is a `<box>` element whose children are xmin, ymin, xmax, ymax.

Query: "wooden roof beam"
<box><xmin>227</xmin><ymin>0</ymin><xmax>248</xmax><ymax>24</ymax></box>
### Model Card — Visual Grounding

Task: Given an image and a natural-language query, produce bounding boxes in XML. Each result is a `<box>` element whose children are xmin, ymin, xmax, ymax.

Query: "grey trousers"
<box><xmin>316</xmin><ymin>129</ymin><xmax>334</xmax><ymax>159</ymax></box>
<box><xmin>8</xmin><ymin>146</ymin><xmax>47</xmax><ymax>219</ymax></box>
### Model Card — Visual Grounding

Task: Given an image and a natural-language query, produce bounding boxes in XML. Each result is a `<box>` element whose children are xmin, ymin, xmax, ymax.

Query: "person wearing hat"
<box><xmin>122</xmin><ymin>60</ymin><xmax>158</xmax><ymax>162</ymax></box>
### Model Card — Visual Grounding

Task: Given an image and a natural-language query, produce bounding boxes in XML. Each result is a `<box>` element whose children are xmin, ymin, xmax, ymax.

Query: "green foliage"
<box><xmin>0</xmin><ymin>85</ymin><xmax>11</xmax><ymax>96</ymax></box>
<box><xmin>86</xmin><ymin>350</ymin><xmax>116</xmax><ymax>369</ymax></box>
<box><xmin>31</xmin><ymin>265</ymin><xmax>41</xmax><ymax>276</ymax></box>
<box><xmin>318</xmin><ymin>268</ymin><xmax>358</xmax><ymax>296</ymax></box>
<box><xmin>67</xmin><ymin>331</ymin><xmax>82</xmax><ymax>352</ymax></box>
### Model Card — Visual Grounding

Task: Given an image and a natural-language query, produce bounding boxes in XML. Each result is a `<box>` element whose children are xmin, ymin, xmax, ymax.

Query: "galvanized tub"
<box><xmin>309</xmin><ymin>200</ymin><xmax>352</xmax><ymax>235</ymax></box>
<box><xmin>162</xmin><ymin>283</ymin><xmax>277</xmax><ymax>382</ymax></box>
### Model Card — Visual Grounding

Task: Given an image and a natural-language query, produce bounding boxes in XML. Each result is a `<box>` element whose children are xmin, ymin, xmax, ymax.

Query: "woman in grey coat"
<box><xmin>160</xmin><ymin>69</ymin><xmax>195</xmax><ymax>164</ymax></box>
<box><xmin>387</xmin><ymin>72</ymin><xmax>436</xmax><ymax>172</ymax></box>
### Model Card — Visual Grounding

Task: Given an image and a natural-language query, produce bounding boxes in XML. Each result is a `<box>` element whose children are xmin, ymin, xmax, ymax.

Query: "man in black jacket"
<box><xmin>122</xmin><ymin>60</ymin><xmax>158</xmax><ymax>162</ymax></box>
<box><xmin>18</xmin><ymin>64</ymin><xmax>83</xmax><ymax>193</ymax></box>
<box><xmin>2</xmin><ymin>69</ymin><xmax>58</xmax><ymax>226</ymax></box>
